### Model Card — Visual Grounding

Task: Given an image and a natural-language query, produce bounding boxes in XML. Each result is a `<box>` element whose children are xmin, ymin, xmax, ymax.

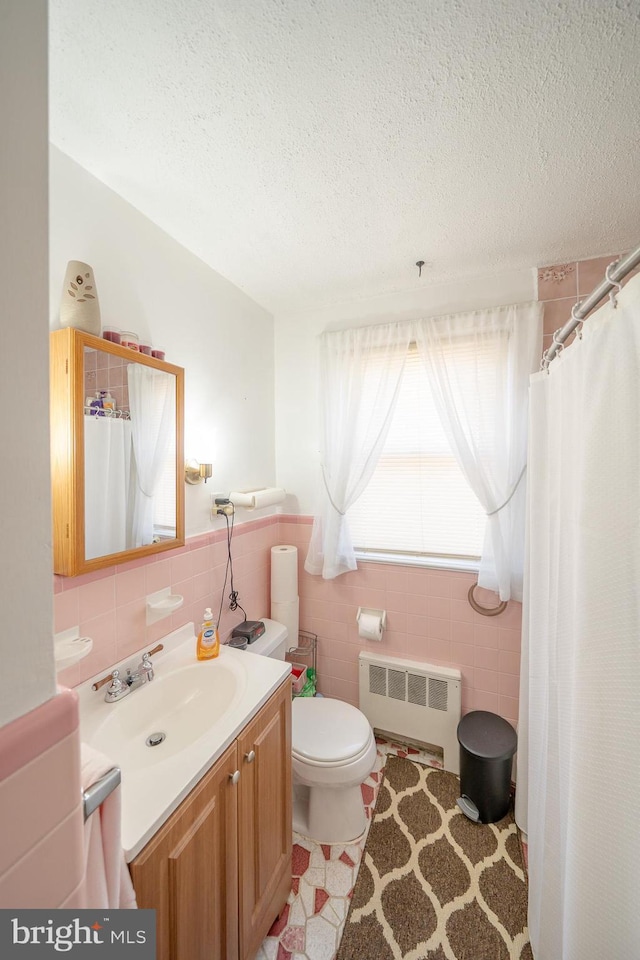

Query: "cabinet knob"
<box><xmin>229</xmin><ymin>770</ymin><xmax>240</xmax><ymax>785</ymax></box>
<box><xmin>244</xmin><ymin>750</ymin><xmax>256</xmax><ymax>764</ymax></box>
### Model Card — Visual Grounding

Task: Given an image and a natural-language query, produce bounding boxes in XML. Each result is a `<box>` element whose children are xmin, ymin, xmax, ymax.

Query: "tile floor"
<box><xmin>255</xmin><ymin>736</ymin><xmax>444</xmax><ymax>960</ymax></box>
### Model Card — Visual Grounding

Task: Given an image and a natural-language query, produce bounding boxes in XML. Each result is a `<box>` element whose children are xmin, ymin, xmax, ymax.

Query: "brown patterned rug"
<box><xmin>337</xmin><ymin>756</ymin><xmax>531</xmax><ymax>960</ymax></box>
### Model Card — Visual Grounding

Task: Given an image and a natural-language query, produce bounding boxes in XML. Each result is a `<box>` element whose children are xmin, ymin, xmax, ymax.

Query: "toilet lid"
<box><xmin>292</xmin><ymin>698</ymin><xmax>373</xmax><ymax>763</ymax></box>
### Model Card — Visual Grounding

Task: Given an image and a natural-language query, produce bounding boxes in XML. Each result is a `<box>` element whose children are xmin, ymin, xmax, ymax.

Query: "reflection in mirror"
<box><xmin>83</xmin><ymin>346</ymin><xmax>177</xmax><ymax>560</ymax></box>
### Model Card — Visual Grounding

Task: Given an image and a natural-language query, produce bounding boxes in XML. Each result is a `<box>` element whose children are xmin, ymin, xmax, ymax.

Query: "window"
<box><xmin>347</xmin><ymin>344</ymin><xmax>488</xmax><ymax>560</ymax></box>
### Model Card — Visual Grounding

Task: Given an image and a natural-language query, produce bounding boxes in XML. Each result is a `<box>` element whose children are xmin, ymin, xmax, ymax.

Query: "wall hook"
<box><xmin>416</xmin><ymin>260</ymin><xmax>425</xmax><ymax>277</ymax></box>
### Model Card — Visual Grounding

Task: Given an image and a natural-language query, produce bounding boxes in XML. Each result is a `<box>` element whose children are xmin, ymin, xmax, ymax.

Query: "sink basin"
<box><xmin>90</xmin><ymin>659</ymin><xmax>245</xmax><ymax>767</ymax></box>
<box><xmin>77</xmin><ymin>622</ymin><xmax>291</xmax><ymax>860</ymax></box>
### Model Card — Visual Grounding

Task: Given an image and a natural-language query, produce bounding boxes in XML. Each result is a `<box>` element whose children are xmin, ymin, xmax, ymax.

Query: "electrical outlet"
<box><xmin>211</xmin><ymin>502</ymin><xmax>234</xmax><ymax>518</ymax></box>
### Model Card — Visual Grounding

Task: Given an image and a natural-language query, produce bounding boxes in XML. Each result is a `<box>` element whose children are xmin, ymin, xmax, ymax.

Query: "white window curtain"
<box><xmin>304</xmin><ymin>322</ymin><xmax>411</xmax><ymax>579</ymax></box>
<box><xmin>127</xmin><ymin>365</ymin><xmax>175</xmax><ymax>548</ymax></box>
<box><xmin>516</xmin><ymin>278</ymin><xmax>640</xmax><ymax>958</ymax></box>
<box><xmin>414</xmin><ymin>303</ymin><xmax>542</xmax><ymax>601</ymax></box>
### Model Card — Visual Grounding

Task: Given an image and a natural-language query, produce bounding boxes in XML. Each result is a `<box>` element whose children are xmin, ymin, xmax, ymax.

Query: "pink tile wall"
<box><xmin>55</xmin><ymin>517</ymin><xmax>282</xmax><ymax>688</ymax></box>
<box><xmin>538</xmin><ymin>250</ymin><xmax>639</xmax><ymax>356</ymax></box>
<box><xmin>278</xmin><ymin>518</ymin><xmax>522</xmax><ymax>727</ymax></box>
<box><xmin>0</xmin><ymin>689</ymin><xmax>84</xmax><ymax>907</ymax></box>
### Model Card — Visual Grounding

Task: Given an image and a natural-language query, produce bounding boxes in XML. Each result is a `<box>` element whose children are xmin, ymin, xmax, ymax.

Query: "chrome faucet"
<box><xmin>92</xmin><ymin>644</ymin><xmax>163</xmax><ymax>703</ymax></box>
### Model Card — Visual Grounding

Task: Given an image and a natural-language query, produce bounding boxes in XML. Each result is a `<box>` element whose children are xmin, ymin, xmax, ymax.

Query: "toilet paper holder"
<box><xmin>356</xmin><ymin>607</ymin><xmax>387</xmax><ymax>640</ymax></box>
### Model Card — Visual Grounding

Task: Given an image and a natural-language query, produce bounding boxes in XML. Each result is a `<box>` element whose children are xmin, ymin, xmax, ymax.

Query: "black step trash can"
<box><xmin>456</xmin><ymin>710</ymin><xmax>517</xmax><ymax>823</ymax></box>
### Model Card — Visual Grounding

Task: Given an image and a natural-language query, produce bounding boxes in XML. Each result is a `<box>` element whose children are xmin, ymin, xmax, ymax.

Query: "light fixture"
<box><xmin>185</xmin><ymin>459</ymin><xmax>213</xmax><ymax>484</ymax></box>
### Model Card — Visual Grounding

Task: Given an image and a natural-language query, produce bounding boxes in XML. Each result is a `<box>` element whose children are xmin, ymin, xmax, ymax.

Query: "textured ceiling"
<box><xmin>49</xmin><ymin>0</ymin><xmax>640</xmax><ymax>314</ymax></box>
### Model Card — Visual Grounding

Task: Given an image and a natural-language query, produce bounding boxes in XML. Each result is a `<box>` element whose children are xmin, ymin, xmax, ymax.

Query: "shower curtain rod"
<box><xmin>542</xmin><ymin>243</ymin><xmax>640</xmax><ymax>370</ymax></box>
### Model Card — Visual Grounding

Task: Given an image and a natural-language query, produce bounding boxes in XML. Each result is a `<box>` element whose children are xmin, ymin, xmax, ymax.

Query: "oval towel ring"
<box><xmin>468</xmin><ymin>583</ymin><xmax>507</xmax><ymax>617</ymax></box>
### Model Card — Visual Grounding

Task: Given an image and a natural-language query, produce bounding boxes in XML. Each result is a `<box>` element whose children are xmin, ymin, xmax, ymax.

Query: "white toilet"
<box><xmin>248</xmin><ymin>618</ymin><xmax>377</xmax><ymax>843</ymax></box>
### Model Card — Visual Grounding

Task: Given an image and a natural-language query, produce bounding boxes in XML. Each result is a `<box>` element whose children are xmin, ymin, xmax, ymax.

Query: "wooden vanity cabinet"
<box><xmin>238</xmin><ymin>679</ymin><xmax>292</xmax><ymax>960</ymax></box>
<box><xmin>129</xmin><ymin>680</ymin><xmax>292</xmax><ymax>960</ymax></box>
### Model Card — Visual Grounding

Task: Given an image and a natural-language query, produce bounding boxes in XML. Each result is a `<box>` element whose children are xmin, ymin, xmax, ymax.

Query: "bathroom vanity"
<box><xmin>129</xmin><ymin>679</ymin><xmax>292</xmax><ymax>960</ymax></box>
<box><xmin>77</xmin><ymin>626</ymin><xmax>292</xmax><ymax>960</ymax></box>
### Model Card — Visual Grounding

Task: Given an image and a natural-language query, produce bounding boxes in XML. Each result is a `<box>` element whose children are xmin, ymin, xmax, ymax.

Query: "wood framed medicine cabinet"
<box><xmin>50</xmin><ymin>328</ymin><xmax>185</xmax><ymax>577</ymax></box>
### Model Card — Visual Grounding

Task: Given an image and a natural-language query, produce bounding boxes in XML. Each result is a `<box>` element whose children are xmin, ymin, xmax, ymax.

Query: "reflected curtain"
<box><xmin>304</xmin><ymin>322</ymin><xmax>410</xmax><ymax>579</ymax></box>
<box><xmin>127</xmin><ymin>365</ymin><xmax>175</xmax><ymax>548</ymax></box>
<box><xmin>414</xmin><ymin>303</ymin><xmax>542</xmax><ymax>601</ymax></box>
<box><xmin>84</xmin><ymin>416</ymin><xmax>132</xmax><ymax>559</ymax></box>
<box><xmin>517</xmin><ymin>278</ymin><xmax>640</xmax><ymax>957</ymax></box>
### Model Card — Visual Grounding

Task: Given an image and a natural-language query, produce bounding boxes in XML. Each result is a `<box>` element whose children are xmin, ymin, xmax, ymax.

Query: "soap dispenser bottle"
<box><xmin>197</xmin><ymin>608</ymin><xmax>220</xmax><ymax>661</ymax></box>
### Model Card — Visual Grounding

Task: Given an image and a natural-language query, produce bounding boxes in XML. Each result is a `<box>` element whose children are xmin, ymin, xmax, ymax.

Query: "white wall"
<box><xmin>0</xmin><ymin>0</ymin><xmax>56</xmax><ymax>724</ymax></box>
<box><xmin>50</xmin><ymin>147</ymin><xmax>276</xmax><ymax>537</ymax></box>
<box><xmin>275</xmin><ymin>269</ymin><xmax>537</xmax><ymax>514</ymax></box>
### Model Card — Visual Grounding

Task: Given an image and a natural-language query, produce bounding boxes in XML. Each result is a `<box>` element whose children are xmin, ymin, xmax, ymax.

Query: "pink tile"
<box><xmin>115</xmin><ymin>565</ymin><xmax>146</xmax><ymax>606</ymax></box>
<box><xmin>429</xmin><ymin>596</ymin><xmax>451</xmax><ymax>620</ymax></box>
<box><xmin>145</xmin><ymin>557</ymin><xmax>172</xmax><ymax>595</ymax></box>
<box><xmin>292</xmin><ymin>844</ymin><xmax>311</xmax><ymax>877</ymax></box>
<box><xmin>171</xmin><ymin>550</ymin><xmax>193</xmax><ymax>586</ymax></box>
<box><xmin>192</xmin><ymin>570</ymin><xmax>212</xmax><ymax>601</ymax></box>
<box><xmin>54</xmin><ymin>588</ymin><xmax>79</xmax><ymax>633</ymax></box>
<box><xmin>474</xmin><ymin>622</ymin><xmax>499</xmax><ymax>648</ymax></box>
<box><xmin>406</xmin><ymin>614</ymin><xmax>428</xmax><ymax>637</ymax></box>
<box><xmin>499</xmin><ymin>696</ymin><xmax>519</xmax><ymax>725</ymax></box>
<box><xmin>425</xmin><ymin>573</ymin><xmax>453</xmax><ymax>598</ymax></box>
<box><xmin>404</xmin><ymin>593</ymin><xmax>428</xmax><ymax>617</ymax></box>
<box><xmin>75</xmin><ymin>611</ymin><xmax>117</xmax><ymax>681</ymax></box>
<box><xmin>427</xmin><ymin>617</ymin><xmax>451</xmax><ymax>641</ymax></box>
<box><xmin>472</xmin><ymin>689</ymin><xmax>500</xmax><ymax>713</ymax></box>
<box><xmin>78</xmin><ymin>576</ymin><xmax>115</xmax><ymax>621</ymax></box>
<box><xmin>449</xmin><ymin>574</ymin><xmax>476</xmax><ymax>601</ymax></box>
<box><xmin>450</xmin><ymin>599</ymin><xmax>474</xmax><ymax>623</ymax></box>
<box><xmin>542</xmin><ymin>297</ymin><xmax>575</xmax><ymax>337</ymax></box>
<box><xmin>537</xmin><ymin>262</ymin><xmax>577</xmax><ymax>301</ymax></box>
<box><xmin>115</xmin><ymin>600</ymin><xmax>146</xmax><ymax>660</ymax></box>
<box><xmin>385</xmin><ymin>567</ymin><xmax>409</xmax><ymax>592</ymax></box>
<box><xmin>498</xmin><ymin>627</ymin><xmax>522</xmax><ymax>651</ymax></box>
<box><xmin>475</xmin><ymin>647</ymin><xmax>499</xmax><ymax>671</ymax></box>
<box><xmin>499</xmin><ymin>672</ymin><xmax>520</xmax><ymax>699</ymax></box>
<box><xmin>499</xmin><ymin>649</ymin><xmax>520</xmax><ymax>675</ymax></box>
<box><xmin>475</xmin><ymin>667</ymin><xmax>499</xmax><ymax>694</ymax></box>
<box><xmin>451</xmin><ymin>620</ymin><xmax>474</xmax><ymax>644</ymax></box>
<box><xmin>450</xmin><ymin>641</ymin><xmax>475</xmax><ymax>668</ymax></box>
<box><xmin>385</xmin><ymin>590</ymin><xmax>409</xmax><ymax>614</ymax></box>
<box><xmin>577</xmin><ymin>254</ymin><xmax>619</xmax><ymax>297</ymax></box>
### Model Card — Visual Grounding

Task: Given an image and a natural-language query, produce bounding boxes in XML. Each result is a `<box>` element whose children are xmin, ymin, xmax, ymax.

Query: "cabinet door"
<box><xmin>129</xmin><ymin>742</ymin><xmax>239</xmax><ymax>960</ymax></box>
<box><xmin>238</xmin><ymin>680</ymin><xmax>292</xmax><ymax>960</ymax></box>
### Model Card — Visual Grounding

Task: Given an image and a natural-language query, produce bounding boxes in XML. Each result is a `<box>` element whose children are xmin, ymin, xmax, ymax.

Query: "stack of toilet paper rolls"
<box><xmin>270</xmin><ymin>545</ymin><xmax>299</xmax><ymax>648</ymax></box>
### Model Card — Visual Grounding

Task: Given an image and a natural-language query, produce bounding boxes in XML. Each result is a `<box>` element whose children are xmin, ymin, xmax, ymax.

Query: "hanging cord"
<box><xmin>486</xmin><ymin>464</ymin><xmax>527</xmax><ymax>517</ymax></box>
<box><xmin>216</xmin><ymin>504</ymin><xmax>247</xmax><ymax>629</ymax></box>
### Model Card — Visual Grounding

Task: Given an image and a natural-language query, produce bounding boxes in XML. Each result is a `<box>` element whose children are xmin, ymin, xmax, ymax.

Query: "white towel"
<box><xmin>80</xmin><ymin>743</ymin><xmax>137</xmax><ymax>909</ymax></box>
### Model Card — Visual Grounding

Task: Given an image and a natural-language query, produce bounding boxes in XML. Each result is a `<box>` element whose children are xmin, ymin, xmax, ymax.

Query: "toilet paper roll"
<box><xmin>358</xmin><ymin>612</ymin><xmax>384</xmax><ymax>642</ymax></box>
<box><xmin>271</xmin><ymin>544</ymin><xmax>298</xmax><ymax>603</ymax></box>
<box><xmin>271</xmin><ymin>598</ymin><xmax>299</xmax><ymax>649</ymax></box>
<box><xmin>229</xmin><ymin>487</ymin><xmax>286</xmax><ymax>510</ymax></box>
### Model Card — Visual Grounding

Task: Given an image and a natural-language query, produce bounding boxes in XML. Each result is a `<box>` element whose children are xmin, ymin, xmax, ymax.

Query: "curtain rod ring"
<box><xmin>605</xmin><ymin>260</ymin><xmax>622</xmax><ymax>308</ymax></box>
<box><xmin>570</xmin><ymin>302</ymin><xmax>584</xmax><ymax>339</ymax></box>
<box><xmin>468</xmin><ymin>583</ymin><xmax>508</xmax><ymax>617</ymax></box>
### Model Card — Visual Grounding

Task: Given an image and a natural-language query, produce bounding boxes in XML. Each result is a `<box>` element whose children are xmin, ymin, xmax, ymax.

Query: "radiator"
<box><xmin>358</xmin><ymin>652</ymin><xmax>462</xmax><ymax>774</ymax></box>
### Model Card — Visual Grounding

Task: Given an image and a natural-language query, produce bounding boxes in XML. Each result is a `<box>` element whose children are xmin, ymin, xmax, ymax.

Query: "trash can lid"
<box><xmin>457</xmin><ymin>710</ymin><xmax>517</xmax><ymax>761</ymax></box>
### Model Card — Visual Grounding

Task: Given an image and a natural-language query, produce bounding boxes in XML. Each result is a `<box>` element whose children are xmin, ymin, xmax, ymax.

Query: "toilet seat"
<box><xmin>292</xmin><ymin>697</ymin><xmax>373</xmax><ymax>764</ymax></box>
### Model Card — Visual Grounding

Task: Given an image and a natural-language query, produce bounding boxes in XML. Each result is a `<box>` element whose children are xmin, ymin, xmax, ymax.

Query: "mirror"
<box><xmin>51</xmin><ymin>329</ymin><xmax>185</xmax><ymax>576</ymax></box>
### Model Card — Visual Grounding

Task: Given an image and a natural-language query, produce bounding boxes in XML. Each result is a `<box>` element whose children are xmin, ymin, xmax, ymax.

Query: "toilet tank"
<box><xmin>246</xmin><ymin>618</ymin><xmax>289</xmax><ymax>660</ymax></box>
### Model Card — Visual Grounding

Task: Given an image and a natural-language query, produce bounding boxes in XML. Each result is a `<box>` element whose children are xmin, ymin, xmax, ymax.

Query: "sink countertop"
<box><xmin>77</xmin><ymin>623</ymin><xmax>291</xmax><ymax>861</ymax></box>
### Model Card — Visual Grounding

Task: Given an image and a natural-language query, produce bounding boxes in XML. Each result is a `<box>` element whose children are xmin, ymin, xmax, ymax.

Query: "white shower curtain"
<box><xmin>84</xmin><ymin>415</ymin><xmax>132</xmax><ymax>559</ymax></box>
<box><xmin>127</xmin><ymin>365</ymin><xmax>175</xmax><ymax>548</ymax></box>
<box><xmin>517</xmin><ymin>277</ymin><xmax>640</xmax><ymax>958</ymax></box>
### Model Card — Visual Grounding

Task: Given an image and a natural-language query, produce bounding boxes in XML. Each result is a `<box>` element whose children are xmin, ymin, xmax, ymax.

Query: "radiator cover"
<box><xmin>358</xmin><ymin>651</ymin><xmax>462</xmax><ymax>774</ymax></box>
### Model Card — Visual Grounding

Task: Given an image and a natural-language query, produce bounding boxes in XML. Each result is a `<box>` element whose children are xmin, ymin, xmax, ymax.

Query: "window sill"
<box><xmin>354</xmin><ymin>550</ymin><xmax>480</xmax><ymax>575</ymax></box>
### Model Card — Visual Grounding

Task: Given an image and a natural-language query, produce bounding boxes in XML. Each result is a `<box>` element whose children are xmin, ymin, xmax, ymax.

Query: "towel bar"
<box><xmin>83</xmin><ymin>766</ymin><xmax>121</xmax><ymax>821</ymax></box>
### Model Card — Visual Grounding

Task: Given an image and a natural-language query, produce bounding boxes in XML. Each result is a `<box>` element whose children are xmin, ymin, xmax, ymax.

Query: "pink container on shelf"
<box><xmin>120</xmin><ymin>331</ymin><xmax>139</xmax><ymax>351</ymax></box>
<box><xmin>151</xmin><ymin>347</ymin><xmax>166</xmax><ymax>360</ymax></box>
<box><xmin>138</xmin><ymin>340</ymin><xmax>153</xmax><ymax>356</ymax></box>
<box><xmin>102</xmin><ymin>325</ymin><xmax>121</xmax><ymax>344</ymax></box>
